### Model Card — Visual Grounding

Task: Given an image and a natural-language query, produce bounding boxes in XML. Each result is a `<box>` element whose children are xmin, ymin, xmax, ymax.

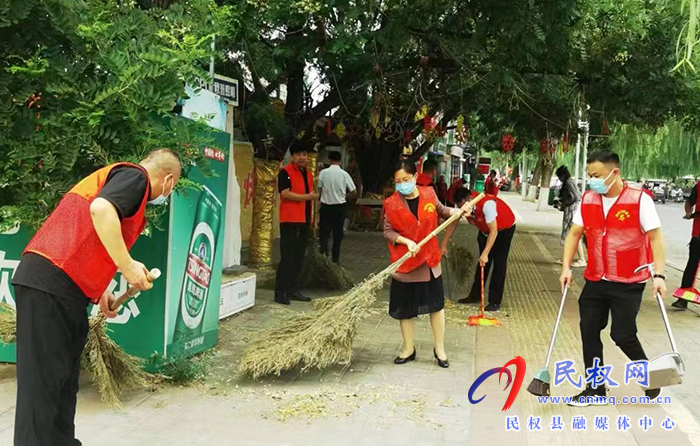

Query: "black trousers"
<box><xmin>14</xmin><ymin>285</ymin><xmax>88</xmax><ymax>446</ymax></box>
<box><xmin>275</xmin><ymin>223</ymin><xmax>309</xmax><ymax>296</ymax></box>
<box><xmin>468</xmin><ymin>225</ymin><xmax>516</xmax><ymax>305</ymax></box>
<box><xmin>319</xmin><ymin>203</ymin><xmax>346</xmax><ymax>263</ymax></box>
<box><xmin>579</xmin><ymin>280</ymin><xmax>648</xmax><ymax>372</ymax></box>
<box><xmin>681</xmin><ymin>237</ymin><xmax>700</xmax><ymax>288</ymax></box>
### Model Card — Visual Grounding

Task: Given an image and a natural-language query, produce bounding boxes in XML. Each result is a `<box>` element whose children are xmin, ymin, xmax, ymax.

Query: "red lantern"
<box><xmin>561</xmin><ymin>132</ymin><xmax>570</xmax><ymax>153</ymax></box>
<box><xmin>501</xmin><ymin>133</ymin><xmax>514</xmax><ymax>152</ymax></box>
<box><xmin>423</xmin><ymin>114</ymin><xmax>433</xmax><ymax>131</ymax></box>
<box><xmin>548</xmin><ymin>138</ymin><xmax>557</xmax><ymax>154</ymax></box>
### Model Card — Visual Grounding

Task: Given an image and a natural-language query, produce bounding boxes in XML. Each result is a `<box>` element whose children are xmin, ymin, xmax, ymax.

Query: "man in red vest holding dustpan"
<box><xmin>11</xmin><ymin>149</ymin><xmax>181</xmax><ymax>444</ymax></box>
<box><xmin>560</xmin><ymin>150</ymin><xmax>666</xmax><ymax>407</ymax></box>
<box><xmin>275</xmin><ymin>147</ymin><xmax>318</xmax><ymax>305</ymax></box>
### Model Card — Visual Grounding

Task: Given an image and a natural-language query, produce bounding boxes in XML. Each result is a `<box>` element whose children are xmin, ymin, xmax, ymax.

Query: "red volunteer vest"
<box><xmin>25</xmin><ymin>163</ymin><xmax>149</xmax><ymax>301</ymax></box>
<box><xmin>581</xmin><ymin>185</ymin><xmax>652</xmax><ymax>283</ymax></box>
<box><xmin>693</xmin><ymin>182</ymin><xmax>700</xmax><ymax>238</ymax></box>
<box><xmin>484</xmin><ymin>177</ymin><xmax>499</xmax><ymax>196</ymax></box>
<box><xmin>469</xmin><ymin>192</ymin><xmax>515</xmax><ymax>233</ymax></box>
<box><xmin>416</xmin><ymin>173</ymin><xmax>434</xmax><ymax>187</ymax></box>
<box><xmin>279</xmin><ymin>163</ymin><xmax>314</xmax><ymax>224</ymax></box>
<box><xmin>383</xmin><ymin>187</ymin><xmax>442</xmax><ymax>274</ymax></box>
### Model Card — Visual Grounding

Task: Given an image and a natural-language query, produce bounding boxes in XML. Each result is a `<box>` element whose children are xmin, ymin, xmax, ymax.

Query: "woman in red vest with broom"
<box><xmin>383</xmin><ymin>160</ymin><xmax>469</xmax><ymax>368</ymax></box>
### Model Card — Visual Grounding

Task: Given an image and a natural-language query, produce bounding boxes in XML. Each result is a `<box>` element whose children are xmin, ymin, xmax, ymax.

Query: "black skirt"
<box><xmin>389</xmin><ymin>270</ymin><xmax>445</xmax><ymax>320</ymax></box>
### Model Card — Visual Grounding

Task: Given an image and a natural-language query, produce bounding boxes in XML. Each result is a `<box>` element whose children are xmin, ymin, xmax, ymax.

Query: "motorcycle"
<box><xmin>671</xmin><ymin>188</ymin><xmax>685</xmax><ymax>203</ymax></box>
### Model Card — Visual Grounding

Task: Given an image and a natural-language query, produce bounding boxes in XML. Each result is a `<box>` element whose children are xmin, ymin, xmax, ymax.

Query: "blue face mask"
<box><xmin>396</xmin><ymin>179</ymin><xmax>416</xmax><ymax>196</ymax></box>
<box><xmin>588</xmin><ymin>171</ymin><xmax>614</xmax><ymax>194</ymax></box>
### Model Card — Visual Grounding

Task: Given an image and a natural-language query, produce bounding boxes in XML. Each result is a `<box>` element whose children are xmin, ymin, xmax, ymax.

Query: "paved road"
<box><xmin>656</xmin><ymin>201</ymin><xmax>692</xmax><ymax>272</ymax></box>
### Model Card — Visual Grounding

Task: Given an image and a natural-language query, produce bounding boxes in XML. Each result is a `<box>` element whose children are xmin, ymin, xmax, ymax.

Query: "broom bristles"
<box><xmin>0</xmin><ymin>303</ymin><xmax>17</xmax><ymax>345</ymax></box>
<box><xmin>239</xmin><ymin>265</ymin><xmax>398</xmax><ymax>379</ymax></box>
<box><xmin>0</xmin><ymin>302</ymin><xmax>148</xmax><ymax>408</ymax></box>
<box><xmin>84</xmin><ymin>314</ymin><xmax>149</xmax><ymax>409</ymax></box>
<box><xmin>300</xmin><ymin>238</ymin><xmax>354</xmax><ymax>291</ymax></box>
<box><xmin>527</xmin><ymin>378</ymin><xmax>550</xmax><ymax>397</ymax></box>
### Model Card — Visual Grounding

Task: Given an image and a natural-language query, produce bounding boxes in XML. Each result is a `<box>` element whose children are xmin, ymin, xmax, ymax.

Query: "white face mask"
<box><xmin>148</xmin><ymin>176</ymin><xmax>173</xmax><ymax>206</ymax></box>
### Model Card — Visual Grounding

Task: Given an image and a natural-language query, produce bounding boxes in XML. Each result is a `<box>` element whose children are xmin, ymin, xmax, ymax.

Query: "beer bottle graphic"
<box><xmin>173</xmin><ymin>186</ymin><xmax>222</xmax><ymax>345</ymax></box>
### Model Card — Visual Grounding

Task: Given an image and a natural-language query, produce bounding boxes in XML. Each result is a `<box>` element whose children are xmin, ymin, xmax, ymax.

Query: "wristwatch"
<box><xmin>653</xmin><ymin>274</ymin><xmax>666</xmax><ymax>281</ymax></box>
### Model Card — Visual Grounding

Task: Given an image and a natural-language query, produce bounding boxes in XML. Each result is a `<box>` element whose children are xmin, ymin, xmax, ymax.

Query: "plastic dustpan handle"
<box><xmin>638</xmin><ymin>263</ymin><xmax>680</xmax><ymax>354</ymax></box>
<box><xmin>656</xmin><ymin>291</ymin><xmax>679</xmax><ymax>353</ymax></box>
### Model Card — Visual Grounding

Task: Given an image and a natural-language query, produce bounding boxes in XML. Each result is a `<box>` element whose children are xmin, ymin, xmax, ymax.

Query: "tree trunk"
<box><xmin>537</xmin><ymin>151</ymin><xmax>556</xmax><ymax>211</ymax></box>
<box><xmin>249</xmin><ymin>159</ymin><xmax>280</xmax><ymax>269</ymax></box>
<box><xmin>353</xmin><ymin>137</ymin><xmax>403</xmax><ymax>194</ymax></box>
<box><xmin>526</xmin><ymin>154</ymin><xmax>544</xmax><ymax>202</ymax></box>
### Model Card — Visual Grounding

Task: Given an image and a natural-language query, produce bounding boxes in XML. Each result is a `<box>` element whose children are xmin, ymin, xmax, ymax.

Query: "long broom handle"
<box><xmin>544</xmin><ymin>286</ymin><xmax>568</xmax><ymax>368</ymax></box>
<box><xmin>480</xmin><ymin>263</ymin><xmax>485</xmax><ymax>317</ymax></box>
<box><xmin>394</xmin><ymin>193</ymin><xmax>486</xmax><ymax>267</ymax></box>
<box><xmin>110</xmin><ymin>268</ymin><xmax>161</xmax><ymax>311</ymax></box>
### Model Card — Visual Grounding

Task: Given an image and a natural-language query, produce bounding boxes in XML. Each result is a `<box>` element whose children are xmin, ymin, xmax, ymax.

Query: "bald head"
<box><xmin>140</xmin><ymin>148</ymin><xmax>182</xmax><ymax>202</ymax></box>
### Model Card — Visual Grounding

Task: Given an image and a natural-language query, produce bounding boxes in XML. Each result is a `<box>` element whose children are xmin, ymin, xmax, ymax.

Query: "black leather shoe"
<box><xmin>290</xmin><ymin>292</ymin><xmax>311</xmax><ymax>302</ymax></box>
<box><xmin>672</xmin><ymin>299</ymin><xmax>688</xmax><ymax>310</ymax></box>
<box><xmin>485</xmin><ymin>303</ymin><xmax>501</xmax><ymax>312</ymax></box>
<box><xmin>274</xmin><ymin>293</ymin><xmax>290</xmax><ymax>305</ymax></box>
<box><xmin>458</xmin><ymin>295</ymin><xmax>480</xmax><ymax>304</ymax></box>
<box><xmin>394</xmin><ymin>348</ymin><xmax>416</xmax><ymax>364</ymax></box>
<box><xmin>434</xmin><ymin>349</ymin><xmax>449</xmax><ymax>368</ymax></box>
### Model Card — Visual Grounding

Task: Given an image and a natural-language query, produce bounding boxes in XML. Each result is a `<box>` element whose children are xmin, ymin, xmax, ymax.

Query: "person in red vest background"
<box><xmin>436</xmin><ymin>175</ymin><xmax>448</xmax><ymax>204</ymax></box>
<box><xmin>446</xmin><ymin>177</ymin><xmax>466</xmax><ymax>206</ymax></box>
<box><xmin>443</xmin><ymin>187</ymin><xmax>516</xmax><ymax>312</ymax></box>
<box><xmin>560</xmin><ymin>150</ymin><xmax>666</xmax><ymax>407</ymax></box>
<box><xmin>416</xmin><ymin>158</ymin><xmax>439</xmax><ymax>197</ymax></box>
<box><xmin>484</xmin><ymin>170</ymin><xmax>499</xmax><ymax>196</ymax></box>
<box><xmin>11</xmin><ymin>149</ymin><xmax>181</xmax><ymax>445</ymax></box>
<box><xmin>383</xmin><ymin>160</ymin><xmax>470</xmax><ymax>368</ymax></box>
<box><xmin>275</xmin><ymin>146</ymin><xmax>318</xmax><ymax>305</ymax></box>
<box><xmin>675</xmin><ymin>180</ymin><xmax>700</xmax><ymax>309</ymax></box>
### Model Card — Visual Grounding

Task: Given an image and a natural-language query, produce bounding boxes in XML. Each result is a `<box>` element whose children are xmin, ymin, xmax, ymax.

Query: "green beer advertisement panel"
<box><xmin>166</xmin><ymin>133</ymin><xmax>229</xmax><ymax>358</ymax></box>
<box><xmin>0</xmin><ymin>226</ymin><xmax>30</xmax><ymax>362</ymax></box>
<box><xmin>87</xmin><ymin>227</ymin><xmax>169</xmax><ymax>360</ymax></box>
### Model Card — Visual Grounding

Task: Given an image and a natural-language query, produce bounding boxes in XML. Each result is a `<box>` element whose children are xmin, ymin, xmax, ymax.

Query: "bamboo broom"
<box><xmin>0</xmin><ymin>269</ymin><xmax>160</xmax><ymax>409</ymax></box>
<box><xmin>239</xmin><ymin>194</ymin><xmax>485</xmax><ymax>379</ymax></box>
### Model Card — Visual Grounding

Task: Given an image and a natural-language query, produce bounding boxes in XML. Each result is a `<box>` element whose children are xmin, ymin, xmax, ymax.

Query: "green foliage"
<box><xmin>148</xmin><ymin>351</ymin><xmax>212</xmax><ymax>384</ymax></box>
<box><xmin>610</xmin><ymin>121</ymin><xmax>700</xmax><ymax>179</ymax></box>
<box><xmin>0</xmin><ymin>0</ymin><xmax>234</xmax><ymax>230</ymax></box>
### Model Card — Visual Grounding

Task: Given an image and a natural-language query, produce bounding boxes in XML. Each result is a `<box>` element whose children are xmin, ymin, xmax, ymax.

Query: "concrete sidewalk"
<box><xmin>0</xmin><ymin>202</ymin><xmax>698</xmax><ymax>445</ymax></box>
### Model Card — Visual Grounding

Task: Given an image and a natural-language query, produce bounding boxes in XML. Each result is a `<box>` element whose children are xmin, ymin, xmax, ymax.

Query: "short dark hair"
<box><xmin>328</xmin><ymin>151</ymin><xmax>341</xmax><ymax>162</ymax></box>
<box><xmin>587</xmin><ymin>150</ymin><xmax>620</xmax><ymax>167</ymax></box>
<box><xmin>394</xmin><ymin>159</ymin><xmax>417</xmax><ymax>175</ymax></box>
<box><xmin>423</xmin><ymin>159</ymin><xmax>438</xmax><ymax>172</ymax></box>
<box><xmin>453</xmin><ymin>187</ymin><xmax>470</xmax><ymax>204</ymax></box>
<box><xmin>490</xmin><ymin>170</ymin><xmax>496</xmax><ymax>176</ymax></box>
<box><xmin>556</xmin><ymin>165</ymin><xmax>571</xmax><ymax>180</ymax></box>
<box><xmin>290</xmin><ymin>146</ymin><xmax>309</xmax><ymax>155</ymax></box>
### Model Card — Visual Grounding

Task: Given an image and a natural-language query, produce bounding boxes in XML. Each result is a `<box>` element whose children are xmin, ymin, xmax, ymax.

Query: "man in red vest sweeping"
<box><xmin>673</xmin><ymin>179</ymin><xmax>700</xmax><ymax>309</ymax></box>
<box><xmin>11</xmin><ymin>149</ymin><xmax>181</xmax><ymax>445</ymax></box>
<box><xmin>275</xmin><ymin>147</ymin><xmax>318</xmax><ymax>305</ymax></box>
<box><xmin>443</xmin><ymin>187</ymin><xmax>516</xmax><ymax>312</ymax></box>
<box><xmin>560</xmin><ymin>150</ymin><xmax>666</xmax><ymax>407</ymax></box>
